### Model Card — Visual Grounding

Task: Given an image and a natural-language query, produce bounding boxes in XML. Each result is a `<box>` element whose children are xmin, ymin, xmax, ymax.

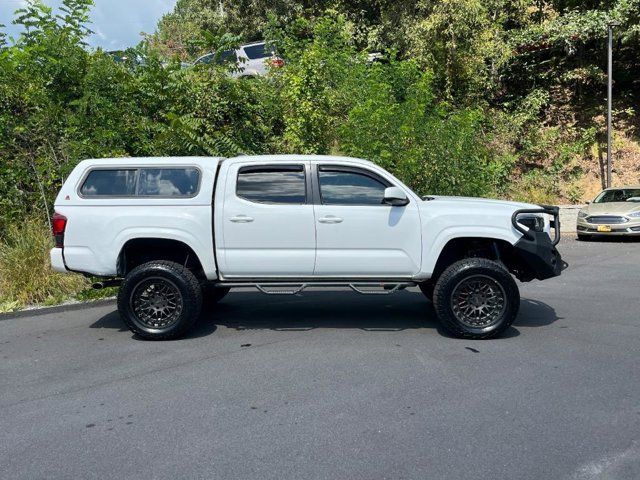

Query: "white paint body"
<box><xmin>193</xmin><ymin>41</ymin><xmax>275</xmax><ymax>77</ymax></box>
<box><xmin>51</xmin><ymin>155</ymin><xmax>545</xmax><ymax>281</ymax></box>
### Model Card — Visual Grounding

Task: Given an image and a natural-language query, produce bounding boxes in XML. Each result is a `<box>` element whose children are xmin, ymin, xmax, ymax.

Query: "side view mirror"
<box><xmin>585</xmin><ymin>201</ymin><xmax>591</xmax><ymax>205</ymax></box>
<box><xmin>383</xmin><ymin>187</ymin><xmax>409</xmax><ymax>206</ymax></box>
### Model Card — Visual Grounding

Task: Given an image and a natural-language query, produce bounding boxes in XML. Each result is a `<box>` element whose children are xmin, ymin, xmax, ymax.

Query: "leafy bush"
<box><xmin>337</xmin><ymin>64</ymin><xmax>494</xmax><ymax>197</ymax></box>
<box><xmin>3</xmin><ymin>1</ymin><xmax>635</xmax><ymax>232</ymax></box>
<box><xmin>0</xmin><ymin>2</ymin><xmax>284</xmax><ymax>227</ymax></box>
<box><xmin>271</xmin><ymin>13</ymin><xmax>497</xmax><ymax>197</ymax></box>
<box><xmin>273</xmin><ymin>11</ymin><xmax>359</xmax><ymax>153</ymax></box>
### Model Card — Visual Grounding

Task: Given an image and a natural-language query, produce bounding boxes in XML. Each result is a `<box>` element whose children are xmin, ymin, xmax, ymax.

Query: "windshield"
<box><xmin>593</xmin><ymin>189</ymin><xmax>640</xmax><ymax>203</ymax></box>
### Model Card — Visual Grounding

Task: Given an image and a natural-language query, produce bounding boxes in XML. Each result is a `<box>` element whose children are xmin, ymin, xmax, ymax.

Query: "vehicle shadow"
<box><xmin>90</xmin><ymin>290</ymin><xmax>560</xmax><ymax>340</ymax></box>
<box><xmin>515</xmin><ymin>298</ymin><xmax>562</xmax><ymax>327</ymax></box>
<box><xmin>197</xmin><ymin>290</ymin><xmax>560</xmax><ymax>339</ymax></box>
<box><xmin>90</xmin><ymin>310</ymin><xmax>129</xmax><ymax>332</ymax></box>
<box><xmin>201</xmin><ymin>290</ymin><xmax>435</xmax><ymax>333</ymax></box>
<box><xmin>90</xmin><ymin>309</ymin><xmax>220</xmax><ymax>340</ymax></box>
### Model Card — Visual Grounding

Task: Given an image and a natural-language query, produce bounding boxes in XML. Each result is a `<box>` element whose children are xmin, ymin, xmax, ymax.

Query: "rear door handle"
<box><xmin>230</xmin><ymin>215</ymin><xmax>254</xmax><ymax>223</ymax></box>
<box><xmin>318</xmin><ymin>215</ymin><xmax>343</xmax><ymax>224</ymax></box>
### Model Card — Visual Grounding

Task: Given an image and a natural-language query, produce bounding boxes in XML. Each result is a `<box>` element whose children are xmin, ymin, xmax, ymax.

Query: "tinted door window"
<box><xmin>80</xmin><ymin>169</ymin><xmax>137</xmax><ymax>196</ymax></box>
<box><xmin>319</xmin><ymin>168</ymin><xmax>388</xmax><ymax>205</ymax></box>
<box><xmin>236</xmin><ymin>166</ymin><xmax>306</xmax><ymax>204</ymax></box>
<box><xmin>137</xmin><ymin>168</ymin><xmax>200</xmax><ymax>196</ymax></box>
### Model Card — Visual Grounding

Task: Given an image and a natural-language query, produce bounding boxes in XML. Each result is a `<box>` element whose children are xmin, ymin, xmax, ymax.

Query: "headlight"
<box><xmin>578</xmin><ymin>210</ymin><xmax>588</xmax><ymax>219</ymax></box>
<box><xmin>518</xmin><ymin>215</ymin><xmax>544</xmax><ymax>232</ymax></box>
<box><xmin>628</xmin><ymin>211</ymin><xmax>640</xmax><ymax>218</ymax></box>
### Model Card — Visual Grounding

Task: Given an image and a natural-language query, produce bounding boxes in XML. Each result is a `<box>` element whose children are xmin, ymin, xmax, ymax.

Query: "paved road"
<box><xmin>1</xmin><ymin>237</ymin><xmax>639</xmax><ymax>480</ymax></box>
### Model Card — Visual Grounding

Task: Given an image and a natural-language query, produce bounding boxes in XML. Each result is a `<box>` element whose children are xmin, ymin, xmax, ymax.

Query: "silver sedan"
<box><xmin>577</xmin><ymin>187</ymin><xmax>640</xmax><ymax>239</ymax></box>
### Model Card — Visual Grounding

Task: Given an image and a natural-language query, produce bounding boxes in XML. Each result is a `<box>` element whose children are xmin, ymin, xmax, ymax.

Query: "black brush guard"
<box><xmin>511</xmin><ymin>204</ymin><xmax>561</xmax><ymax>246</ymax></box>
<box><xmin>511</xmin><ymin>205</ymin><xmax>566</xmax><ymax>280</ymax></box>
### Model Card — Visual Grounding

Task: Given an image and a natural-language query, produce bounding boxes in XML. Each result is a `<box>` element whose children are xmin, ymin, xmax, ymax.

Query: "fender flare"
<box><xmin>422</xmin><ymin>226</ymin><xmax>520</xmax><ymax>276</ymax></box>
<box><xmin>113</xmin><ymin>228</ymin><xmax>217</xmax><ymax>279</ymax></box>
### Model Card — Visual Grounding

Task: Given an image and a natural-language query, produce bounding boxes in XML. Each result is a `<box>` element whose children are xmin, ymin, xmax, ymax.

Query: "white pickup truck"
<box><xmin>50</xmin><ymin>155</ymin><xmax>564</xmax><ymax>340</ymax></box>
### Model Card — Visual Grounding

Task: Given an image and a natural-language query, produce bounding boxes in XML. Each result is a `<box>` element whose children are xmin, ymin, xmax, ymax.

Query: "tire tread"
<box><xmin>433</xmin><ymin>258</ymin><xmax>519</xmax><ymax>339</ymax></box>
<box><xmin>117</xmin><ymin>260</ymin><xmax>202</xmax><ymax>340</ymax></box>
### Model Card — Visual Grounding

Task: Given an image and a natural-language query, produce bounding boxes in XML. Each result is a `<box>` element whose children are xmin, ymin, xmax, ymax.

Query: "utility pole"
<box><xmin>606</xmin><ymin>21</ymin><xmax>620</xmax><ymax>188</ymax></box>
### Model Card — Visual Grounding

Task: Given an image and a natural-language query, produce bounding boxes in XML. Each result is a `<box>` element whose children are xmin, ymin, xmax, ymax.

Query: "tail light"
<box><xmin>270</xmin><ymin>57</ymin><xmax>284</xmax><ymax>68</ymax></box>
<box><xmin>52</xmin><ymin>212</ymin><xmax>67</xmax><ymax>248</ymax></box>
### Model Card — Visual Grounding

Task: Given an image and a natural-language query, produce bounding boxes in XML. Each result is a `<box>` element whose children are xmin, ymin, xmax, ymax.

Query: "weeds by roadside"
<box><xmin>0</xmin><ymin>219</ymin><xmax>94</xmax><ymax>312</ymax></box>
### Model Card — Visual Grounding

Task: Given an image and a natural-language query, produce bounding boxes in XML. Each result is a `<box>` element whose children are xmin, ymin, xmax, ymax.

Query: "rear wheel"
<box><xmin>117</xmin><ymin>260</ymin><xmax>202</xmax><ymax>340</ymax></box>
<box><xmin>433</xmin><ymin>258</ymin><xmax>519</xmax><ymax>339</ymax></box>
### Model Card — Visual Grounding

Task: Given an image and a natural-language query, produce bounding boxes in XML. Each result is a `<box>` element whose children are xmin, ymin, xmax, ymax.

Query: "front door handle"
<box><xmin>230</xmin><ymin>215</ymin><xmax>254</xmax><ymax>223</ymax></box>
<box><xmin>318</xmin><ymin>215</ymin><xmax>343</xmax><ymax>224</ymax></box>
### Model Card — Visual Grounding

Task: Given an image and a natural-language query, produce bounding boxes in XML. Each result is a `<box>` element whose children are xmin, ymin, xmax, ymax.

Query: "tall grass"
<box><xmin>0</xmin><ymin>218</ymin><xmax>88</xmax><ymax>311</ymax></box>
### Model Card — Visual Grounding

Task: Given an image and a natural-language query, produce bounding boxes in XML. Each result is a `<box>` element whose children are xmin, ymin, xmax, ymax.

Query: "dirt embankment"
<box><xmin>577</xmin><ymin>129</ymin><xmax>640</xmax><ymax>201</ymax></box>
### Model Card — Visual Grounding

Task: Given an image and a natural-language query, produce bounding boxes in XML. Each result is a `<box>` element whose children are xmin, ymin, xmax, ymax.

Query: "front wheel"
<box><xmin>117</xmin><ymin>260</ymin><xmax>203</xmax><ymax>340</ymax></box>
<box><xmin>433</xmin><ymin>258</ymin><xmax>519</xmax><ymax>339</ymax></box>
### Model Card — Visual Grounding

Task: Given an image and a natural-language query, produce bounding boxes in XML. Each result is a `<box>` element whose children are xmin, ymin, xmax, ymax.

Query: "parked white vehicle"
<box><xmin>51</xmin><ymin>155</ymin><xmax>565</xmax><ymax>340</ymax></box>
<box><xmin>193</xmin><ymin>41</ymin><xmax>283</xmax><ymax>77</ymax></box>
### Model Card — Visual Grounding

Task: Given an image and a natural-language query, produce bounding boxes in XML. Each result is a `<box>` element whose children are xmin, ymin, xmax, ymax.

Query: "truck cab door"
<box><xmin>312</xmin><ymin>164</ymin><xmax>422</xmax><ymax>277</ymax></box>
<box><xmin>216</xmin><ymin>160</ymin><xmax>316</xmax><ymax>278</ymax></box>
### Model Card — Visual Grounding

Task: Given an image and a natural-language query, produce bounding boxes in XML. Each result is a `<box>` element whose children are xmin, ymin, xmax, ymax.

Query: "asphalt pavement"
<box><xmin>0</xmin><ymin>237</ymin><xmax>639</xmax><ymax>480</ymax></box>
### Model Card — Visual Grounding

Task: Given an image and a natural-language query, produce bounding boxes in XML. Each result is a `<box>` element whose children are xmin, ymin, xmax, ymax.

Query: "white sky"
<box><xmin>1</xmin><ymin>0</ymin><xmax>177</xmax><ymax>50</ymax></box>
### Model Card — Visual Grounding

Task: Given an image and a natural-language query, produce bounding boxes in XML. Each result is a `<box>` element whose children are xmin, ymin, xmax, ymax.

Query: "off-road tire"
<box><xmin>117</xmin><ymin>260</ymin><xmax>202</xmax><ymax>340</ymax></box>
<box><xmin>202</xmin><ymin>285</ymin><xmax>230</xmax><ymax>308</ymax></box>
<box><xmin>433</xmin><ymin>258</ymin><xmax>519</xmax><ymax>339</ymax></box>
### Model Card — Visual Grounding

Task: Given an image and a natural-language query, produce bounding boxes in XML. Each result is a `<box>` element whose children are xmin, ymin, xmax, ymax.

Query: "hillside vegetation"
<box><xmin>0</xmin><ymin>0</ymin><xmax>639</xmax><ymax>308</ymax></box>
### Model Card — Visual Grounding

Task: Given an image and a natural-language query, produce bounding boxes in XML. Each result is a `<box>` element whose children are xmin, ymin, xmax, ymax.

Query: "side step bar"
<box><xmin>218</xmin><ymin>281</ymin><xmax>416</xmax><ymax>296</ymax></box>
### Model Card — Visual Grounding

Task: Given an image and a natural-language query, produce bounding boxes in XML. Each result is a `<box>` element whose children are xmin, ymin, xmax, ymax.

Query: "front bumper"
<box><xmin>513</xmin><ymin>231</ymin><xmax>565</xmax><ymax>280</ymax></box>
<box><xmin>577</xmin><ymin>218</ymin><xmax>640</xmax><ymax>235</ymax></box>
<box><xmin>512</xmin><ymin>205</ymin><xmax>566</xmax><ymax>280</ymax></box>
